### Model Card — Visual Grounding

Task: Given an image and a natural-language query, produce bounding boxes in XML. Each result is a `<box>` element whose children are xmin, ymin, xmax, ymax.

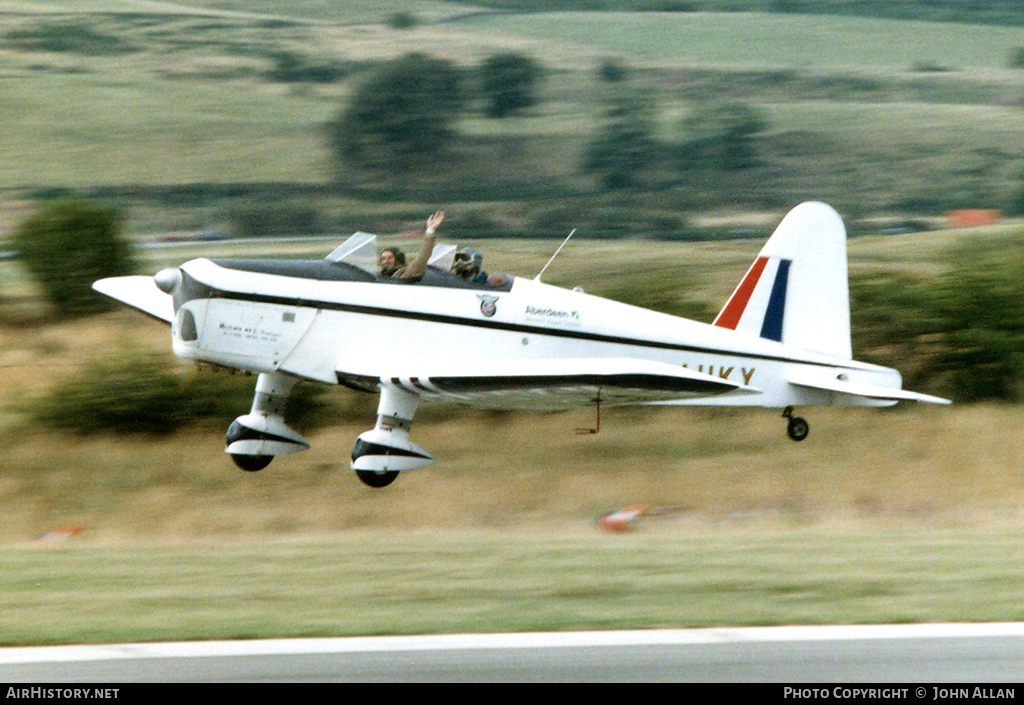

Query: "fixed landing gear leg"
<box><xmin>226</xmin><ymin>372</ymin><xmax>310</xmax><ymax>471</ymax></box>
<box><xmin>351</xmin><ymin>383</ymin><xmax>435</xmax><ymax>487</ymax></box>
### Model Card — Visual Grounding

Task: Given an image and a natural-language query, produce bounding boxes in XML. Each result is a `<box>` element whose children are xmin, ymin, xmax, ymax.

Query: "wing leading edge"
<box><xmin>336</xmin><ymin>357</ymin><xmax>759</xmax><ymax>411</ymax></box>
<box><xmin>93</xmin><ymin>276</ymin><xmax>174</xmax><ymax>324</ymax></box>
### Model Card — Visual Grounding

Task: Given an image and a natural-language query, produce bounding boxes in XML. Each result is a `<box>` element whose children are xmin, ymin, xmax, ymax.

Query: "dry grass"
<box><xmin>2</xmin><ymin>399</ymin><xmax>1022</xmax><ymax>546</ymax></box>
<box><xmin>0</xmin><ymin>310</ymin><xmax>169</xmax><ymax>397</ymax></box>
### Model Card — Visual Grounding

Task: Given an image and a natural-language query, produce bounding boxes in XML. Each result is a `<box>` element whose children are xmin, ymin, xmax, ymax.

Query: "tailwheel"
<box><xmin>787</xmin><ymin>417</ymin><xmax>809</xmax><ymax>442</ymax></box>
<box><xmin>356</xmin><ymin>469</ymin><xmax>399</xmax><ymax>488</ymax></box>
<box><xmin>782</xmin><ymin>406</ymin><xmax>809</xmax><ymax>442</ymax></box>
<box><xmin>231</xmin><ymin>454</ymin><xmax>273</xmax><ymax>472</ymax></box>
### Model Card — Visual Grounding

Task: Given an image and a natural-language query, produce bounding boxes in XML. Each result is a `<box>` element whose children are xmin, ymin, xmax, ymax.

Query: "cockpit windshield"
<box><xmin>324</xmin><ymin>232</ymin><xmax>459</xmax><ymax>276</ymax></box>
<box><xmin>309</xmin><ymin>231</ymin><xmax>513</xmax><ymax>292</ymax></box>
<box><xmin>324</xmin><ymin>231</ymin><xmax>378</xmax><ymax>273</ymax></box>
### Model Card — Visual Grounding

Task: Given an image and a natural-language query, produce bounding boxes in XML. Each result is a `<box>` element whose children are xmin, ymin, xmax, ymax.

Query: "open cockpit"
<box><xmin>211</xmin><ymin>231</ymin><xmax>514</xmax><ymax>292</ymax></box>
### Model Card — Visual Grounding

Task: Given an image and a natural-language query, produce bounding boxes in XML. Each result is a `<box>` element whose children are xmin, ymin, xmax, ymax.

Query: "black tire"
<box><xmin>356</xmin><ymin>469</ymin><xmax>399</xmax><ymax>488</ymax></box>
<box><xmin>787</xmin><ymin>417</ymin><xmax>809</xmax><ymax>442</ymax></box>
<box><xmin>232</xmin><ymin>454</ymin><xmax>273</xmax><ymax>472</ymax></box>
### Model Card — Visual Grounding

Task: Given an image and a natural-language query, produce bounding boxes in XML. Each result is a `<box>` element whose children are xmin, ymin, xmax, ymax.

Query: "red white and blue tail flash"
<box><xmin>713</xmin><ymin>256</ymin><xmax>791</xmax><ymax>343</ymax></box>
<box><xmin>713</xmin><ymin>202</ymin><xmax>851</xmax><ymax>360</ymax></box>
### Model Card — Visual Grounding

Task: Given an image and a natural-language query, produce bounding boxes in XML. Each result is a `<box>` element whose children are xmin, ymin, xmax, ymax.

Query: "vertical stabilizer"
<box><xmin>713</xmin><ymin>202</ymin><xmax>851</xmax><ymax>359</ymax></box>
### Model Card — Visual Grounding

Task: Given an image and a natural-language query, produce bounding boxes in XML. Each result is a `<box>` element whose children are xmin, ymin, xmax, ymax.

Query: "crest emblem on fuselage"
<box><xmin>477</xmin><ymin>295</ymin><xmax>498</xmax><ymax>318</ymax></box>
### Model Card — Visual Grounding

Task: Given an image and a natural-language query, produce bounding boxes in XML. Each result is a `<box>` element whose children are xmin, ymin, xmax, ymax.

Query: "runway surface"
<box><xmin>2</xmin><ymin>624</ymin><xmax>1023</xmax><ymax>682</ymax></box>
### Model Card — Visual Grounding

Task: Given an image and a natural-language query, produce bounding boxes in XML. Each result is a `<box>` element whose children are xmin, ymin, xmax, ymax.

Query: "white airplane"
<box><xmin>94</xmin><ymin>201</ymin><xmax>948</xmax><ymax>488</ymax></box>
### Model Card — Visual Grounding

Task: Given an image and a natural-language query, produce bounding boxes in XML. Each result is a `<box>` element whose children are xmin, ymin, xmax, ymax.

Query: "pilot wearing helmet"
<box><xmin>452</xmin><ymin>247</ymin><xmax>507</xmax><ymax>286</ymax></box>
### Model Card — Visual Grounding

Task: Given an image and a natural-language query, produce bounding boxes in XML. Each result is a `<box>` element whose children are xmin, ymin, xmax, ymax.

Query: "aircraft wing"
<box><xmin>93</xmin><ymin>276</ymin><xmax>174</xmax><ymax>324</ymax></box>
<box><xmin>788</xmin><ymin>369</ymin><xmax>950</xmax><ymax>405</ymax></box>
<box><xmin>336</xmin><ymin>357</ymin><xmax>757</xmax><ymax>411</ymax></box>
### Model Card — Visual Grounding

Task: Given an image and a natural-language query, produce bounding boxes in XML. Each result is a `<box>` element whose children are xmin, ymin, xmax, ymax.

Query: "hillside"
<box><xmin>1</xmin><ymin>2</ymin><xmax>1023</xmax><ymax>223</ymax></box>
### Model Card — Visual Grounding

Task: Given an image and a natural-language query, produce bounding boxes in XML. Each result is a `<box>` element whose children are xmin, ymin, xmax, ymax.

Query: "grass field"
<box><xmin>1</xmin><ymin>0</ymin><xmax>463</xmax><ymax>23</ymax></box>
<box><xmin>0</xmin><ymin>72</ymin><xmax>336</xmax><ymax>188</ymax></box>
<box><xmin>460</xmin><ymin>12</ymin><xmax>1024</xmax><ymax>70</ymax></box>
<box><xmin>2</xmin><ymin>528</ymin><xmax>1024</xmax><ymax>645</ymax></box>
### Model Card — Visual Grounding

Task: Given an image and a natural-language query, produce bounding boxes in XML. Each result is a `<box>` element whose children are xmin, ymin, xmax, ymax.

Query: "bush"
<box><xmin>5</xmin><ymin>21</ymin><xmax>138</xmax><ymax>56</ymax></box>
<box><xmin>386</xmin><ymin>12</ymin><xmax>419</xmax><ymax>30</ymax></box>
<box><xmin>27</xmin><ymin>351</ymin><xmax>375</xmax><ymax>436</ymax></box>
<box><xmin>850</xmin><ymin>271</ymin><xmax>945</xmax><ymax>394</ymax></box>
<box><xmin>266</xmin><ymin>51</ymin><xmax>347</xmax><ymax>83</ymax></box>
<box><xmin>850</xmin><ymin>232</ymin><xmax>1024</xmax><ymax>403</ymax></box>
<box><xmin>28</xmin><ymin>352</ymin><xmax>218</xmax><ymax>435</ymax></box>
<box><xmin>1005</xmin><ymin>183</ymin><xmax>1024</xmax><ymax>217</ymax></box>
<box><xmin>12</xmin><ymin>199</ymin><xmax>136</xmax><ymax>318</ymax></box>
<box><xmin>597</xmin><ymin>58</ymin><xmax>630</xmax><ymax>83</ymax></box>
<box><xmin>933</xmin><ymin>237</ymin><xmax>1024</xmax><ymax>402</ymax></box>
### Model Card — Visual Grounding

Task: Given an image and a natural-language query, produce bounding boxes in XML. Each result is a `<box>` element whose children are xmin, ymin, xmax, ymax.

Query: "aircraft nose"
<box><xmin>154</xmin><ymin>267</ymin><xmax>182</xmax><ymax>294</ymax></box>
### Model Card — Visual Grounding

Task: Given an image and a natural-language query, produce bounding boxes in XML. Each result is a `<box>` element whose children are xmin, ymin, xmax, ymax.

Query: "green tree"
<box><xmin>678</xmin><ymin>100</ymin><xmax>769</xmax><ymax>171</ymax></box>
<box><xmin>480</xmin><ymin>52</ymin><xmax>542</xmax><ymax>118</ymax></box>
<box><xmin>328</xmin><ymin>53</ymin><xmax>465</xmax><ymax>176</ymax></box>
<box><xmin>13</xmin><ymin>199</ymin><xmax>135</xmax><ymax>318</ymax></box>
<box><xmin>583</xmin><ymin>87</ymin><xmax>659</xmax><ymax>189</ymax></box>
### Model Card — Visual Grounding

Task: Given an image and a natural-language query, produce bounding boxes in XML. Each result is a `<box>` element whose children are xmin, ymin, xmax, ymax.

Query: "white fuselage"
<box><xmin>170</xmin><ymin>258</ymin><xmax>899</xmax><ymax>411</ymax></box>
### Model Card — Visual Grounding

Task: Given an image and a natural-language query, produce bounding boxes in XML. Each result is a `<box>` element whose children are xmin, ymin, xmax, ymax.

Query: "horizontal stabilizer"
<box><xmin>93</xmin><ymin>276</ymin><xmax>174</xmax><ymax>324</ymax></box>
<box><xmin>336</xmin><ymin>357</ymin><xmax>760</xmax><ymax>411</ymax></box>
<box><xmin>789</xmin><ymin>369</ymin><xmax>950</xmax><ymax>405</ymax></box>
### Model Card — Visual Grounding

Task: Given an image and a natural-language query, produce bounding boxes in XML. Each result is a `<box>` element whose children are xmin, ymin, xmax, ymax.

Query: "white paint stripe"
<box><xmin>2</xmin><ymin>624</ymin><xmax>1024</xmax><ymax>665</ymax></box>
